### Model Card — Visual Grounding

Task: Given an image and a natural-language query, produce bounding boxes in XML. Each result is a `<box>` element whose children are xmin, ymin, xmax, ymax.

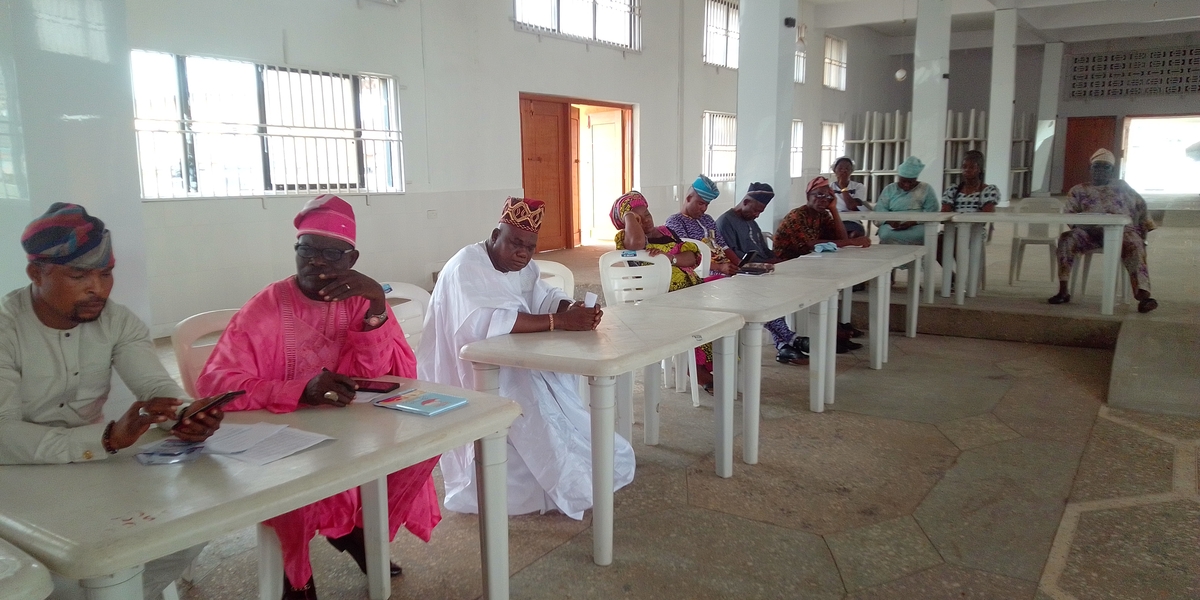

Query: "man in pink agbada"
<box><xmin>196</xmin><ymin>195</ymin><xmax>440</xmax><ymax>600</ymax></box>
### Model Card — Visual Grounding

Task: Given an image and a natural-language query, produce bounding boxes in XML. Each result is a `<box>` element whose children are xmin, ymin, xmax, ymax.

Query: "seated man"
<box><xmin>196</xmin><ymin>195</ymin><xmax>440</xmax><ymax>599</ymax></box>
<box><xmin>418</xmin><ymin>197</ymin><xmax>634</xmax><ymax>519</ymax></box>
<box><xmin>664</xmin><ymin>174</ymin><xmax>740</xmax><ymax>276</ymax></box>
<box><xmin>715</xmin><ymin>182</ymin><xmax>808</xmax><ymax>365</ymax></box>
<box><xmin>1</xmin><ymin>203</ymin><xmax>223</xmax><ymax>598</ymax></box>
<box><xmin>1048</xmin><ymin>149</ymin><xmax>1158</xmax><ymax>313</ymax></box>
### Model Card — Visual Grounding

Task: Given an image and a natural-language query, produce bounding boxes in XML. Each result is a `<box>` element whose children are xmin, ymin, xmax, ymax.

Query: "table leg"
<box><xmin>81</xmin><ymin>567</ymin><xmax>143</xmax><ymax>600</ymax></box>
<box><xmin>642</xmin><ymin>364</ymin><xmax>662</xmax><ymax>446</ymax></box>
<box><xmin>476</xmin><ymin>430</ymin><xmax>510</xmax><ymax>600</ymax></box>
<box><xmin>923</xmin><ymin>221</ymin><xmax>938</xmax><ymax>304</ymax></box>
<box><xmin>256</xmin><ymin>524</ymin><xmax>283</xmax><ymax>600</ymax></box>
<box><xmin>472</xmin><ymin>362</ymin><xmax>501</xmax><ymax>394</ymax></box>
<box><xmin>824</xmin><ymin>295</ymin><xmax>837</xmax><ymax>407</ymax></box>
<box><xmin>739</xmin><ymin>324</ymin><xmax>763</xmax><ymax>463</ymax></box>
<box><xmin>840</xmin><ymin>286</ymin><xmax>853</xmax><ymax>323</ymax></box>
<box><xmin>807</xmin><ymin>301</ymin><xmax>828</xmax><ymax>411</ymax></box>
<box><xmin>1101</xmin><ymin>224</ymin><xmax>1121</xmax><ymax>316</ymax></box>
<box><xmin>714</xmin><ymin>333</ymin><xmax>737</xmax><ymax>478</ymax></box>
<box><xmin>940</xmin><ymin>221</ymin><xmax>956</xmax><ymax>298</ymax></box>
<box><xmin>882</xmin><ymin>275</ymin><xmax>892</xmax><ymax>364</ymax></box>
<box><xmin>906</xmin><ymin>258</ymin><xmax>921</xmax><ymax>338</ymax></box>
<box><xmin>615</xmin><ymin>372</ymin><xmax>634</xmax><ymax>443</ymax></box>
<box><xmin>967</xmin><ymin>223</ymin><xmax>984</xmax><ymax>298</ymax></box>
<box><xmin>954</xmin><ymin>223</ymin><xmax>971</xmax><ymax>305</ymax></box>
<box><xmin>867</xmin><ymin>275</ymin><xmax>883</xmax><ymax>370</ymax></box>
<box><xmin>361</xmin><ymin>477</ymin><xmax>390</xmax><ymax>600</ymax></box>
<box><xmin>588</xmin><ymin>375</ymin><xmax>617</xmax><ymax>566</ymax></box>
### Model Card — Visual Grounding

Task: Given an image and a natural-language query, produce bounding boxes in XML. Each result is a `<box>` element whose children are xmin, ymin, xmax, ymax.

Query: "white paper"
<box><xmin>222</xmin><ymin>427</ymin><xmax>334</xmax><ymax>466</ymax></box>
<box><xmin>584</xmin><ymin>292</ymin><xmax>598</xmax><ymax>308</ymax></box>
<box><xmin>202</xmin><ymin>423</ymin><xmax>288</xmax><ymax>454</ymax></box>
<box><xmin>352</xmin><ymin>387</ymin><xmax>416</xmax><ymax>404</ymax></box>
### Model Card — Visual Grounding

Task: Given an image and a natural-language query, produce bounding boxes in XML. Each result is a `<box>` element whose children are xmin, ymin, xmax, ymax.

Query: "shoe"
<box><xmin>282</xmin><ymin>576</ymin><xmax>317</xmax><ymax>600</ymax></box>
<box><xmin>1137</xmin><ymin>297</ymin><xmax>1158</xmax><ymax>313</ymax></box>
<box><xmin>775</xmin><ymin>344</ymin><xmax>809</xmax><ymax>366</ymax></box>
<box><xmin>327</xmin><ymin>528</ymin><xmax>403</xmax><ymax>577</ymax></box>
<box><xmin>790</xmin><ymin>337</ymin><xmax>810</xmax><ymax>355</ymax></box>
<box><xmin>839</xmin><ymin>322</ymin><xmax>864</xmax><ymax>338</ymax></box>
<box><xmin>836</xmin><ymin>339</ymin><xmax>863</xmax><ymax>354</ymax></box>
<box><xmin>1047</xmin><ymin>293</ymin><xmax>1071</xmax><ymax>305</ymax></box>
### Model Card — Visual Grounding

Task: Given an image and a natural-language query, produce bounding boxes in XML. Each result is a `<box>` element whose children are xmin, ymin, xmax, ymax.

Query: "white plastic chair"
<box><xmin>680</xmin><ymin>238</ymin><xmax>712</xmax><ymax>279</ymax></box>
<box><xmin>381</xmin><ymin>281</ymin><xmax>431</xmax><ymax>350</ymax></box>
<box><xmin>1069</xmin><ymin>250</ymin><xmax>1132</xmax><ymax>304</ymax></box>
<box><xmin>1009</xmin><ymin>197</ymin><xmax>1063</xmax><ymax>285</ymax></box>
<box><xmin>534</xmin><ymin>259</ymin><xmax>575</xmax><ymax>298</ymax></box>
<box><xmin>172</xmin><ymin>309</ymin><xmax>240</xmax><ymax>398</ymax></box>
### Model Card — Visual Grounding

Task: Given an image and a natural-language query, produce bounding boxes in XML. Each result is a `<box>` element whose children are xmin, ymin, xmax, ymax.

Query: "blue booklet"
<box><xmin>373</xmin><ymin>389</ymin><xmax>468</xmax><ymax>416</ymax></box>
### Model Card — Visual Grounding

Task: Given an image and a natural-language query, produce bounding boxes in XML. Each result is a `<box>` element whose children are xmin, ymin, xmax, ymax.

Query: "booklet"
<box><xmin>374</xmin><ymin>389</ymin><xmax>468</xmax><ymax>416</ymax></box>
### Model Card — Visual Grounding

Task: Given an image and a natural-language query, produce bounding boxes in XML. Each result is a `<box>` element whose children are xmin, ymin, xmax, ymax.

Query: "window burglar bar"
<box><xmin>513</xmin><ymin>0</ymin><xmax>640</xmax><ymax>50</ymax></box>
<box><xmin>703</xmin><ymin>111</ymin><xmax>737</xmax><ymax>182</ymax></box>
<box><xmin>131</xmin><ymin>51</ymin><xmax>403</xmax><ymax>199</ymax></box>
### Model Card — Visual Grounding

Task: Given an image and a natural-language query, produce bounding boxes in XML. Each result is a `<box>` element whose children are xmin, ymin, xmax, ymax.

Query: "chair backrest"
<box><xmin>680</xmin><ymin>238</ymin><xmax>712</xmax><ymax>278</ymax></box>
<box><xmin>380</xmin><ymin>282</ymin><xmax>431</xmax><ymax>350</ymax></box>
<box><xmin>172</xmin><ymin>309</ymin><xmax>239</xmax><ymax>398</ymax></box>
<box><xmin>761</xmin><ymin>231</ymin><xmax>774</xmax><ymax>250</ymax></box>
<box><xmin>1012</xmin><ymin>197</ymin><xmax>1064</xmax><ymax>239</ymax></box>
<box><xmin>598</xmin><ymin>250</ymin><xmax>672</xmax><ymax>305</ymax></box>
<box><xmin>534</xmin><ymin>259</ymin><xmax>575</xmax><ymax>298</ymax></box>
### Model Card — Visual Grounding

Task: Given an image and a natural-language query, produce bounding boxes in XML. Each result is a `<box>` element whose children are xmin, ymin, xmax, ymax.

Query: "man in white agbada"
<box><xmin>417</xmin><ymin>197</ymin><xmax>635</xmax><ymax>519</ymax></box>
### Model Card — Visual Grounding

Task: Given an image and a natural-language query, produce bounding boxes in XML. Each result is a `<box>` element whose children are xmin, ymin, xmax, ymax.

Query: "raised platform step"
<box><xmin>1108</xmin><ymin>320</ymin><xmax>1200</xmax><ymax>418</ymax></box>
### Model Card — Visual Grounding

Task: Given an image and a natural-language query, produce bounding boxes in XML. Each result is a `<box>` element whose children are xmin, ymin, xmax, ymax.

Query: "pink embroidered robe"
<box><xmin>196</xmin><ymin>277</ymin><xmax>440</xmax><ymax>587</ymax></box>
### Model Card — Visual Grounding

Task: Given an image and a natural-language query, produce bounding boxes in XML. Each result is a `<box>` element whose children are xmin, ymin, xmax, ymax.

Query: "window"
<box><xmin>703</xmin><ymin>0</ymin><xmax>739</xmax><ymax>69</ymax></box>
<box><xmin>794</xmin><ymin>49</ymin><xmax>806</xmax><ymax>84</ymax></box>
<box><xmin>130</xmin><ymin>50</ymin><xmax>403</xmax><ymax>199</ymax></box>
<box><xmin>823</xmin><ymin>35</ymin><xmax>847</xmax><ymax>91</ymax></box>
<box><xmin>514</xmin><ymin>0</ymin><xmax>641</xmax><ymax>50</ymax></box>
<box><xmin>702</xmin><ymin>111</ymin><xmax>737</xmax><ymax>182</ymax></box>
<box><xmin>790</xmin><ymin>121</ymin><xmax>804</xmax><ymax>178</ymax></box>
<box><xmin>820</xmin><ymin>122</ymin><xmax>844</xmax><ymax>170</ymax></box>
<box><xmin>0</xmin><ymin>67</ymin><xmax>21</xmax><ymax>200</ymax></box>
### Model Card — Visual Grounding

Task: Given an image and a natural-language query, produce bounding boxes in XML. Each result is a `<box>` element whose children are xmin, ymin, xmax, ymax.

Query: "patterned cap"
<box><xmin>22</xmin><ymin>203</ymin><xmax>115</xmax><ymax>269</ymax></box>
<box><xmin>1090</xmin><ymin>148</ymin><xmax>1116</xmax><ymax>165</ymax></box>
<box><xmin>691</xmin><ymin>175</ymin><xmax>719</xmax><ymax>202</ymax></box>
<box><xmin>295</xmin><ymin>195</ymin><xmax>356</xmax><ymax>246</ymax></box>
<box><xmin>806</xmin><ymin>176</ymin><xmax>831</xmax><ymax>194</ymax></box>
<box><xmin>898</xmin><ymin>156</ymin><xmax>926</xmax><ymax>179</ymax></box>
<box><xmin>500</xmin><ymin>197</ymin><xmax>546</xmax><ymax>233</ymax></box>
<box><xmin>745</xmin><ymin>182</ymin><xmax>774</xmax><ymax>205</ymax></box>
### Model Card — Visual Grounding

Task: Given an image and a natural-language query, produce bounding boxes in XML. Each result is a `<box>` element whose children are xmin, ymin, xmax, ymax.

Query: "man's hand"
<box><xmin>301</xmin><ymin>371</ymin><xmax>358</xmax><ymax>407</ymax></box>
<box><xmin>316</xmin><ymin>270</ymin><xmax>386</xmax><ymax>306</ymax></box>
<box><xmin>109</xmin><ymin>398</ymin><xmax>181</xmax><ymax>450</ymax></box>
<box><xmin>555</xmin><ymin>302</ymin><xmax>602</xmax><ymax>331</ymax></box>
<box><xmin>851</xmin><ymin>237</ymin><xmax>872</xmax><ymax>248</ymax></box>
<box><xmin>171</xmin><ymin>397</ymin><xmax>225</xmax><ymax>443</ymax></box>
<box><xmin>711</xmin><ymin>262</ymin><xmax>738</xmax><ymax>276</ymax></box>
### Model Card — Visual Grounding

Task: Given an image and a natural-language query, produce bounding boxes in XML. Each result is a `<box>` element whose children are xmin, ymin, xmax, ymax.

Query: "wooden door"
<box><xmin>1063</xmin><ymin>116</ymin><xmax>1117</xmax><ymax>192</ymax></box>
<box><xmin>519</xmin><ymin>97</ymin><xmax>571</xmax><ymax>252</ymax></box>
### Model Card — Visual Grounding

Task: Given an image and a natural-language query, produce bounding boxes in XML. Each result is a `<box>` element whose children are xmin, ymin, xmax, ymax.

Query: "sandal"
<box><xmin>282</xmin><ymin>577</ymin><xmax>318</xmax><ymax>600</ymax></box>
<box><xmin>1137</xmin><ymin>297</ymin><xmax>1158</xmax><ymax>313</ymax></box>
<box><xmin>1047</xmin><ymin>293</ymin><xmax>1071</xmax><ymax>305</ymax></box>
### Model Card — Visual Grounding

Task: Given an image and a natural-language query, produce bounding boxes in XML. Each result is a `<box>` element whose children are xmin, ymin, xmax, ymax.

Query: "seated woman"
<box><xmin>938</xmin><ymin>150</ymin><xmax>1000</xmax><ymax>268</ymax></box>
<box><xmin>611</xmin><ymin>191</ymin><xmax>714</xmax><ymax>389</ymax></box>
<box><xmin>774</xmin><ymin>176</ymin><xmax>871</xmax><ymax>261</ymax></box>
<box><xmin>876</xmin><ymin>156</ymin><xmax>939</xmax><ymax>244</ymax></box>
<box><xmin>829</xmin><ymin>157</ymin><xmax>869</xmax><ymax>239</ymax></box>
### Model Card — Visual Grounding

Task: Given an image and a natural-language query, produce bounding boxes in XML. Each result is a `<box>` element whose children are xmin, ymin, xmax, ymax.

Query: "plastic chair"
<box><xmin>1069</xmin><ymin>250</ymin><xmax>1132</xmax><ymax>304</ymax></box>
<box><xmin>1009</xmin><ymin>197</ymin><xmax>1063</xmax><ymax>285</ymax></box>
<box><xmin>534</xmin><ymin>259</ymin><xmax>575</xmax><ymax>298</ymax></box>
<box><xmin>172</xmin><ymin>309</ymin><xmax>240</xmax><ymax>398</ymax></box>
<box><xmin>380</xmin><ymin>282</ymin><xmax>431</xmax><ymax>350</ymax></box>
<box><xmin>680</xmin><ymin>238</ymin><xmax>712</xmax><ymax>278</ymax></box>
<box><xmin>762</xmin><ymin>231</ymin><xmax>774</xmax><ymax>249</ymax></box>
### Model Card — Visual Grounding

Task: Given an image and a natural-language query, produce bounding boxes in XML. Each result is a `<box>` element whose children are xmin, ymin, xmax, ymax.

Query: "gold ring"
<box><xmin>323</xmin><ymin>391</ymin><xmax>338</xmax><ymax>401</ymax></box>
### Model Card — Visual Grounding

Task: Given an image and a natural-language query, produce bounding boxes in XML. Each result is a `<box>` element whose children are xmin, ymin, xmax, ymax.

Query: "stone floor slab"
<box><xmin>832</xmin><ymin>352</ymin><xmax>1014</xmax><ymax>424</ymax></box>
<box><xmin>1069</xmin><ymin>418</ymin><xmax>1175</xmax><ymax>502</ymax></box>
<box><xmin>848</xmin><ymin>563</ymin><xmax>1038</xmax><ymax>600</ymax></box>
<box><xmin>1059</xmin><ymin>500</ymin><xmax>1200</xmax><ymax>600</ymax></box>
<box><xmin>993</xmin><ymin>374</ymin><xmax>1102</xmax><ymax>449</ymax></box>
<box><xmin>937</xmin><ymin>414</ymin><xmax>1022</xmax><ymax>451</ymax></box>
<box><xmin>688</xmin><ymin>411</ymin><xmax>958</xmax><ymax>535</ymax></box>
<box><xmin>508</xmin><ymin>507</ymin><xmax>845</xmax><ymax>599</ymax></box>
<box><xmin>914</xmin><ymin>438</ymin><xmax>1079</xmax><ymax>582</ymax></box>
<box><xmin>1106</xmin><ymin>406</ymin><xmax>1200</xmax><ymax>441</ymax></box>
<box><xmin>824</xmin><ymin>516</ymin><xmax>943</xmax><ymax>592</ymax></box>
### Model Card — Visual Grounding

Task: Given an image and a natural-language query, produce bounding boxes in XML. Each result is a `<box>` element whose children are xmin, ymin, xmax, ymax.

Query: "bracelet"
<box><xmin>102</xmin><ymin>420</ymin><xmax>119</xmax><ymax>454</ymax></box>
<box><xmin>548</xmin><ymin>313</ymin><xmax>555</xmax><ymax>331</ymax></box>
<box><xmin>670</xmin><ymin>255</ymin><xmax>678</xmax><ymax>266</ymax></box>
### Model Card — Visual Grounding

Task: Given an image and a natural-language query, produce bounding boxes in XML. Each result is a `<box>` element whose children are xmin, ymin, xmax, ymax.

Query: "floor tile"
<box><xmin>848</xmin><ymin>563</ymin><xmax>1038</xmax><ymax>600</ymax></box>
<box><xmin>993</xmin><ymin>374</ymin><xmax>1101</xmax><ymax>449</ymax></box>
<box><xmin>1069</xmin><ymin>418</ymin><xmax>1175</xmax><ymax>502</ymax></box>
<box><xmin>937</xmin><ymin>414</ymin><xmax>1022</xmax><ymax>451</ymax></box>
<box><xmin>1106</xmin><ymin>407</ymin><xmax>1200</xmax><ymax>441</ymax></box>
<box><xmin>831</xmin><ymin>352</ymin><xmax>1015</xmax><ymax>424</ymax></box>
<box><xmin>824</xmin><ymin>516</ymin><xmax>943</xmax><ymax>592</ymax></box>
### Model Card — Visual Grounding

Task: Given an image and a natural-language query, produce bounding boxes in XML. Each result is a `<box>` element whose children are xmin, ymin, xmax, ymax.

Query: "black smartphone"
<box><xmin>172</xmin><ymin>390</ymin><xmax>245</xmax><ymax>429</ymax></box>
<box><xmin>353</xmin><ymin>379</ymin><xmax>401</xmax><ymax>393</ymax></box>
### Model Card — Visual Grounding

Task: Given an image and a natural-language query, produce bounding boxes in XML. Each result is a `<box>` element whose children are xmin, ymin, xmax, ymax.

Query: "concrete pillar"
<box><xmin>911</xmin><ymin>0</ymin><xmax>952</xmax><ymax>198</ymax></box>
<box><xmin>0</xmin><ymin>2</ymin><xmax>31</xmax><ymax>293</ymax></box>
<box><xmin>5</xmin><ymin>0</ymin><xmax>150</xmax><ymax>321</ymax></box>
<box><xmin>985</xmin><ymin>8</ymin><xmax>1018</xmax><ymax>204</ymax></box>
<box><xmin>1032</xmin><ymin>42</ymin><xmax>1064</xmax><ymax>196</ymax></box>
<box><xmin>733</xmin><ymin>0</ymin><xmax>797</xmax><ymax>232</ymax></box>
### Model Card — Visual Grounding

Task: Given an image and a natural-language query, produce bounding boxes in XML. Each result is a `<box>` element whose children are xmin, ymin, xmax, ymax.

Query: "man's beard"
<box><xmin>69</xmin><ymin>299</ymin><xmax>107</xmax><ymax>323</ymax></box>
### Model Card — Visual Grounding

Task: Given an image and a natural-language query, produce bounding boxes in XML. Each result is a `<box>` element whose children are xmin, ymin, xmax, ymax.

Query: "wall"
<box><xmin>947</xmin><ymin>45</ymin><xmax>1043</xmax><ymax>120</ymax></box>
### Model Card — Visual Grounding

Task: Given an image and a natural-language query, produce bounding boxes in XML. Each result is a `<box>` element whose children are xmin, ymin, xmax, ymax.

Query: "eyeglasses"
<box><xmin>810</xmin><ymin>193</ymin><xmax>835</xmax><ymax>201</ymax></box>
<box><xmin>295</xmin><ymin>243</ymin><xmax>353</xmax><ymax>262</ymax></box>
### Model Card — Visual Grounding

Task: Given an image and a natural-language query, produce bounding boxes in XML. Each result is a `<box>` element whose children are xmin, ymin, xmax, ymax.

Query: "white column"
<box><xmin>0</xmin><ymin>3</ymin><xmax>32</xmax><ymax>293</ymax></box>
<box><xmin>911</xmin><ymin>0</ymin><xmax>952</xmax><ymax>198</ymax></box>
<box><xmin>985</xmin><ymin>8</ymin><xmax>1018</xmax><ymax>204</ymax></box>
<box><xmin>734</xmin><ymin>0</ymin><xmax>797</xmax><ymax>231</ymax></box>
<box><xmin>1031</xmin><ymin>42</ymin><xmax>1064</xmax><ymax>196</ymax></box>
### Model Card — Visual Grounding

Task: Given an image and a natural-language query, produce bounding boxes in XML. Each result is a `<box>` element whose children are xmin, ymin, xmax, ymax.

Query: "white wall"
<box><xmin>947</xmin><ymin>45</ymin><xmax>1043</xmax><ymax>120</ymax></box>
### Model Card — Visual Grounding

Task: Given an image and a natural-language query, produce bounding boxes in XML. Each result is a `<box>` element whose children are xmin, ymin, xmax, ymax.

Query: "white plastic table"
<box><xmin>0</xmin><ymin>379</ymin><xmax>520</xmax><ymax>600</ymax></box>
<box><xmin>459</xmin><ymin>304</ymin><xmax>743</xmax><ymax>567</ymax></box>
<box><xmin>0</xmin><ymin>538</ymin><xmax>52</xmax><ymax>600</ymax></box>
<box><xmin>840</xmin><ymin>211</ymin><xmax>956</xmax><ymax>304</ymax></box>
<box><xmin>949</xmin><ymin>212</ymin><xmax>1132</xmax><ymax>315</ymax></box>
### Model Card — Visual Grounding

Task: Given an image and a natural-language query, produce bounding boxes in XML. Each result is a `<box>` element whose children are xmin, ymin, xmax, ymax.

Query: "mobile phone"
<box><xmin>174</xmin><ymin>390</ymin><xmax>245</xmax><ymax>424</ymax></box>
<box><xmin>353</xmin><ymin>379</ymin><xmax>401</xmax><ymax>393</ymax></box>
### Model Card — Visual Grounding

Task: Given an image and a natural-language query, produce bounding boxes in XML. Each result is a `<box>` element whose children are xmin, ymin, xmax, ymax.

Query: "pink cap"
<box><xmin>294</xmin><ymin>195</ymin><xmax>356</xmax><ymax>246</ymax></box>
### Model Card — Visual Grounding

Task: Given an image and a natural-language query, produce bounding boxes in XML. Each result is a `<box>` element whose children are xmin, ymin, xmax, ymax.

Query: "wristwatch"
<box><xmin>364</xmin><ymin>310</ymin><xmax>389</xmax><ymax>328</ymax></box>
<box><xmin>670</xmin><ymin>255</ymin><xmax>678</xmax><ymax>266</ymax></box>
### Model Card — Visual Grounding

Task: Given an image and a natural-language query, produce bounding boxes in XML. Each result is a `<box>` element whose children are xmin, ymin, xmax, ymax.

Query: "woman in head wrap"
<box><xmin>774</xmin><ymin>176</ymin><xmax>871</xmax><ymax>261</ymax></box>
<box><xmin>875</xmin><ymin>155</ymin><xmax>940</xmax><ymax>245</ymax></box>
<box><xmin>611</xmin><ymin>191</ymin><xmax>715</xmax><ymax>389</ymax></box>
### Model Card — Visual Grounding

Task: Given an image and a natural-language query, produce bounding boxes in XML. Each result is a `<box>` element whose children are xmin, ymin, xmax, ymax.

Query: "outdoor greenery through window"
<box><xmin>790</xmin><ymin>120</ymin><xmax>804</xmax><ymax>178</ymax></box>
<box><xmin>823</xmin><ymin>35</ymin><xmax>848</xmax><ymax>90</ymax></box>
<box><xmin>703</xmin><ymin>111</ymin><xmax>737</xmax><ymax>182</ymax></box>
<box><xmin>820</xmin><ymin>122</ymin><xmax>845</xmax><ymax>170</ymax></box>
<box><xmin>130</xmin><ymin>50</ymin><xmax>403</xmax><ymax>199</ymax></box>
<box><xmin>514</xmin><ymin>0</ymin><xmax>640</xmax><ymax>50</ymax></box>
<box><xmin>703</xmin><ymin>0</ymin><xmax>739</xmax><ymax>69</ymax></box>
